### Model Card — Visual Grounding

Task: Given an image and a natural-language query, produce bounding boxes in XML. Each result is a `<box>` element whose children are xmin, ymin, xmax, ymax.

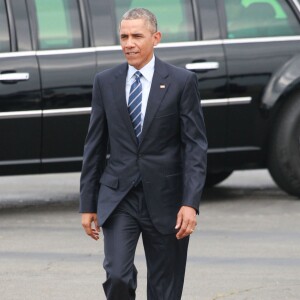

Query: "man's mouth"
<box><xmin>126</xmin><ymin>52</ymin><xmax>139</xmax><ymax>56</ymax></box>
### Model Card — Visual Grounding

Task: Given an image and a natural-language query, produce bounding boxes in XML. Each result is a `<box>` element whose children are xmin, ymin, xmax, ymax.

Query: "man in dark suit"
<box><xmin>80</xmin><ymin>7</ymin><xmax>207</xmax><ymax>300</ymax></box>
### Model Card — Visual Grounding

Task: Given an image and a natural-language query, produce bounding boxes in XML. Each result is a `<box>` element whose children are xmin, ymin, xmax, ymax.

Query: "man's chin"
<box><xmin>126</xmin><ymin>58</ymin><xmax>140</xmax><ymax>68</ymax></box>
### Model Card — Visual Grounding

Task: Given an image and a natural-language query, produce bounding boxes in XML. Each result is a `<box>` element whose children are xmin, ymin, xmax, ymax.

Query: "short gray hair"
<box><xmin>121</xmin><ymin>8</ymin><xmax>157</xmax><ymax>33</ymax></box>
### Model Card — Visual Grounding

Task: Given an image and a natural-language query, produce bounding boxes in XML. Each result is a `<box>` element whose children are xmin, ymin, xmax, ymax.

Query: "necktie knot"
<box><xmin>134</xmin><ymin>71</ymin><xmax>142</xmax><ymax>82</ymax></box>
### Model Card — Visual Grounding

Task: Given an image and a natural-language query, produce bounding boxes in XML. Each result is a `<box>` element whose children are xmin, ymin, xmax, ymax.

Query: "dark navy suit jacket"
<box><xmin>80</xmin><ymin>57</ymin><xmax>207</xmax><ymax>234</ymax></box>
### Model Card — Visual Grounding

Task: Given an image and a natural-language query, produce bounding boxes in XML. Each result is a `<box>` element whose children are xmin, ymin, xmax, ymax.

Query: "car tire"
<box><xmin>205</xmin><ymin>171</ymin><xmax>232</xmax><ymax>187</ymax></box>
<box><xmin>268</xmin><ymin>94</ymin><xmax>300</xmax><ymax>198</ymax></box>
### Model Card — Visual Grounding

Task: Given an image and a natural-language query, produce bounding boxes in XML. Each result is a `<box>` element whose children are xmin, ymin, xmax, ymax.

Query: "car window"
<box><xmin>224</xmin><ymin>0</ymin><xmax>300</xmax><ymax>38</ymax></box>
<box><xmin>114</xmin><ymin>0</ymin><xmax>195</xmax><ymax>43</ymax></box>
<box><xmin>0</xmin><ymin>1</ymin><xmax>10</xmax><ymax>52</ymax></box>
<box><xmin>33</xmin><ymin>0</ymin><xmax>83</xmax><ymax>50</ymax></box>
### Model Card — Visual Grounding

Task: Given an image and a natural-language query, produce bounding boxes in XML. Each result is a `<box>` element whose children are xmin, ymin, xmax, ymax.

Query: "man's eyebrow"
<box><xmin>120</xmin><ymin>33</ymin><xmax>144</xmax><ymax>37</ymax></box>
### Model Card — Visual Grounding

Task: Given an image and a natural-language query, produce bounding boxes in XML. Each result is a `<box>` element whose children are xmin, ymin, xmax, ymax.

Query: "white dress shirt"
<box><xmin>126</xmin><ymin>55</ymin><xmax>155</xmax><ymax>130</ymax></box>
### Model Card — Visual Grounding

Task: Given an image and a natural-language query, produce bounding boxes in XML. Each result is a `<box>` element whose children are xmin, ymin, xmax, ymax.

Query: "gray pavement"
<box><xmin>0</xmin><ymin>170</ymin><xmax>300</xmax><ymax>299</ymax></box>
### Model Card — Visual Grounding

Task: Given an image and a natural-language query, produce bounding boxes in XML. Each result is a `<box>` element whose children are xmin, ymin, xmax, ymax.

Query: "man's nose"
<box><xmin>125</xmin><ymin>37</ymin><xmax>134</xmax><ymax>47</ymax></box>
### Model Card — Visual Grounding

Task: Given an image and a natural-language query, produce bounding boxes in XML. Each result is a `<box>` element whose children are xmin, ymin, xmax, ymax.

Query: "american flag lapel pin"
<box><xmin>160</xmin><ymin>84</ymin><xmax>166</xmax><ymax>89</ymax></box>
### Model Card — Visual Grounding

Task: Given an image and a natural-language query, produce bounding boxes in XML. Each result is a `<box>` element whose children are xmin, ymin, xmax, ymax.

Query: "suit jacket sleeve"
<box><xmin>79</xmin><ymin>75</ymin><xmax>108</xmax><ymax>213</ymax></box>
<box><xmin>180</xmin><ymin>72</ymin><xmax>208</xmax><ymax>212</ymax></box>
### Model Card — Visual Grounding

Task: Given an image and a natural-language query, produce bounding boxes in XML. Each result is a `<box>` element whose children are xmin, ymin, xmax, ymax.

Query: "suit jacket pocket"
<box><xmin>166</xmin><ymin>172</ymin><xmax>182</xmax><ymax>178</ymax></box>
<box><xmin>165</xmin><ymin>173</ymin><xmax>183</xmax><ymax>195</ymax></box>
<box><xmin>154</xmin><ymin>111</ymin><xmax>177</xmax><ymax>119</ymax></box>
<box><xmin>99</xmin><ymin>172</ymin><xmax>119</xmax><ymax>189</ymax></box>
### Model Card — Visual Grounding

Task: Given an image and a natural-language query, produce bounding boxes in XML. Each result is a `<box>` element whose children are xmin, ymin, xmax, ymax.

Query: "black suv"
<box><xmin>1</xmin><ymin>0</ymin><xmax>300</xmax><ymax>197</ymax></box>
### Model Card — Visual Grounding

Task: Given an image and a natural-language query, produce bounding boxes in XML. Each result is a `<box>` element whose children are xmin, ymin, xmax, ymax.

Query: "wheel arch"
<box><xmin>261</xmin><ymin>54</ymin><xmax>300</xmax><ymax>110</ymax></box>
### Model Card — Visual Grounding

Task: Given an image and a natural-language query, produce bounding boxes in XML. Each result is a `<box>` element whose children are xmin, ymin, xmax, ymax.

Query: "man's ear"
<box><xmin>153</xmin><ymin>31</ymin><xmax>162</xmax><ymax>46</ymax></box>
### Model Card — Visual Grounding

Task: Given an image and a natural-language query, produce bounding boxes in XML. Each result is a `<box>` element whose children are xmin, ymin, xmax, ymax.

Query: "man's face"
<box><xmin>119</xmin><ymin>19</ymin><xmax>161</xmax><ymax>70</ymax></box>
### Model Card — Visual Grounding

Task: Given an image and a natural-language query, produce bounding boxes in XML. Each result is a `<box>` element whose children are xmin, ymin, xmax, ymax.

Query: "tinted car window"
<box><xmin>0</xmin><ymin>1</ymin><xmax>10</xmax><ymax>52</ymax></box>
<box><xmin>88</xmin><ymin>0</ymin><xmax>116</xmax><ymax>46</ymax></box>
<box><xmin>114</xmin><ymin>0</ymin><xmax>195</xmax><ymax>42</ymax></box>
<box><xmin>33</xmin><ymin>0</ymin><xmax>83</xmax><ymax>50</ymax></box>
<box><xmin>224</xmin><ymin>0</ymin><xmax>300</xmax><ymax>38</ymax></box>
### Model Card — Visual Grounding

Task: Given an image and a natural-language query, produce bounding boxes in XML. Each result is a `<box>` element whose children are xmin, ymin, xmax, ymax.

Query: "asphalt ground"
<box><xmin>0</xmin><ymin>170</ymin><xmax>300</xmax><ymax>300</ymax></box>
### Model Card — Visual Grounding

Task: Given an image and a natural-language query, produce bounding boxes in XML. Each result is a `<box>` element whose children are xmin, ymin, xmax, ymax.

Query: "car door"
<box><xmin>88</xmin><ymin>0</ymin><xmax>229</xmax><ymax>173</ymax></box>
<box><xmin>0</xmin><ymin>0</ymin><xmax>41</xmax><ymax>175</ymax></box>
<box><xmin>220</xmin><ymin>0</ymin><xmax>300</xmax><ymax>168</ymax></box>
<box><xmin>27</xmin><ymin>0</ymin><xmax>96</xmax><ymax>173</ymax></box>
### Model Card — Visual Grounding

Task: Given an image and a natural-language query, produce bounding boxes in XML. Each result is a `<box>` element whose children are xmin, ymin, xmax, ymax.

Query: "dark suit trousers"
<box><xmin>101</xmin><ymin>183</ymin><xmax>189</xmax><ymax>300</ymax></box>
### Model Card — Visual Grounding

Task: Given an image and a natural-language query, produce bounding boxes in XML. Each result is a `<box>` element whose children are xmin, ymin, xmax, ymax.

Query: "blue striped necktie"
<box><xmin>128</xmin><ymin>71</ymin><xmax>142</xmax><ymax>143</ymax></box>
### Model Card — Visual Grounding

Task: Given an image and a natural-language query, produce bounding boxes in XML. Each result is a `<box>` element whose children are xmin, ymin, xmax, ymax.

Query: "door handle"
<box><xmin>0</xmin><ymin>72</ymin><xmax>30</xmax><ymax>81</ymax></box>
<box><xmin>185</xmin><ymin>62</ymin><xmax>219</xmax><ymax>71</ymax></box>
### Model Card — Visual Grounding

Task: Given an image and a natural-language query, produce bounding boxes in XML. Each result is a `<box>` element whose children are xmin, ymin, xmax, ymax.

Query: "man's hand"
<box><xmin>81</xmin><ymin>213</ymin><xmax>100</xmax><ymax>241</ymax></box>
<box><xmin>175</xmin><ymin>206</ymin><xmax>197</xmax><ymax>240</ymax></box>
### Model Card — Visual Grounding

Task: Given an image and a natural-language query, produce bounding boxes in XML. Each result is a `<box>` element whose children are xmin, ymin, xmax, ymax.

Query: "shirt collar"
<box><xmin>127</xmin><ymin>55</ymin><xmax>155</xmax><ymax>82</ymax></box>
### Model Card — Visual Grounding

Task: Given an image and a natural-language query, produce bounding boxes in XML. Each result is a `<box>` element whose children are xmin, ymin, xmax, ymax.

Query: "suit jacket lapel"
<box><xmin>111</xmin><ymin>63</ymin><xmax>138</xmax><ymax>145</ymax></box>
<box><xmin>140</xmin><ymin>58</ymin><xmax>170</xmax><ymax>145</ymax></box>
